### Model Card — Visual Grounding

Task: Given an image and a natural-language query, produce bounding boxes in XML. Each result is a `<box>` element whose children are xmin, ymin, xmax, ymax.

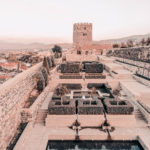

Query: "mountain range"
<box><xmin>0</xmin><ymin>33</ymin><xmax>150</xmax><ymax>50</ymax></box>
<box><xmin>96</xmin><ymin>33</ymin><xmax>150</xmax><ymax>44</ymax></box>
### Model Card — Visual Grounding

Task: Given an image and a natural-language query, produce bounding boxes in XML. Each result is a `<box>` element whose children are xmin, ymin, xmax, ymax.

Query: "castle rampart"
<box><xmin>0</xmin><ymin>63</ymin><xmax>42</xmax><ymax>150</ymax></box>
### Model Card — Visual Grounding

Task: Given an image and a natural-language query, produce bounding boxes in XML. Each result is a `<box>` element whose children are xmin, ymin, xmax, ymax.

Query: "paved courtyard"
<box><xmin>14</xmin><ymin>55</ymin><xmax>150</xmax><ymax>150</ymax></box>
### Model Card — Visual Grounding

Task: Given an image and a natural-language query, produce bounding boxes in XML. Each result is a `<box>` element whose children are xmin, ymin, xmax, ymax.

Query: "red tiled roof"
<box><xmin>0</xmin><ymin>62</ymin><xmax>18</xmax><ymax>67</ymax></box>
<box><xmin>0</xmin><ymin>75</ymin><xmax>11</xmax><ymax>79</ymax></box>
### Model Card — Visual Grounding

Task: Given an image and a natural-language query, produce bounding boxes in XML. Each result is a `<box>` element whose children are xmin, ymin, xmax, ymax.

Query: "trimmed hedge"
<box><xmin>48</xmin><ymin>100</ymin><xmax>76</xmax><ymax>115</ymax></box>
<box><xmin>61</xmin><ymin>83</ymin><xmax>82</xmax><ymax>90</ymax></box>
<box><xmin>60</xmin><ymin>75</ymin><xmax>82</xmax><ymax>79</ymax></box>
<box><xmin>85</xmin><ymin>74</ymin><xmax>106</xmax><ymax>79</ymax></box>
<box><xmin>104</xmin><ymin>99</ymin><xmax>134</xmax><ymax>114</ymax></box>
<box><xmin>78</xmin><ymin>99</ymin><xmax>104</xmax><ymax>114</ymax></box>
<box><xmin>60</xmin><ymin>62</ymin><xmax>80</xmax><ymax>73</ymax></box>
<box><xmin>85</xmin><ymin>63</ymin><xmax>103</xmax><ymax>73</ymax></box>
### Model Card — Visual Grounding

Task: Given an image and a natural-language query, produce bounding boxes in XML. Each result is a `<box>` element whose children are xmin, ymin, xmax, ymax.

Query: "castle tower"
<box><xmin>73</xmin><ymin>23</ymin><xmax>92</xmax><ymax>47</ymax></box>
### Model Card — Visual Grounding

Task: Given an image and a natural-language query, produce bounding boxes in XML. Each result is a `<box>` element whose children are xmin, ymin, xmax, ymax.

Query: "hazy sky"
<box><xmin>0</xmin><ymin>0</ymin><xmax>150</xmax><ymax>43</ymax></box>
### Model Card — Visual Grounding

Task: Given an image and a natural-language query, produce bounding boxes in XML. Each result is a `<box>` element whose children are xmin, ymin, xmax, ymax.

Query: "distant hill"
<box><xmin>0</xmin><ymin>41</ymin><xmax>49</xmax><ymax>50</ymax></box>
<box><xmin>0</xmin><ymin>41</ymin><xmax>72</xmax><ymax>50</ymax></box>
<box><xmin>95</xmin><ymin>33</ymin><xmax>150</xmax><ymax>44</ymax></box>
<box><xmin>0</xmin><ymin>33</ymin><xmax>150</xmax><ymax>50</ymax></box>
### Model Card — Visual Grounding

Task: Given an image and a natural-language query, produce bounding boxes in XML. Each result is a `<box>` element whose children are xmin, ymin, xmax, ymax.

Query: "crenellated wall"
<box><xmin>0</xmin><ymin>62</ymin><xmax>42</xmax><ymax>150</ymax></box>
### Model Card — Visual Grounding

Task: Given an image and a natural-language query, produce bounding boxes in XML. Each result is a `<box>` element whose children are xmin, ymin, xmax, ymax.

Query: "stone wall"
<box><xmin>113</xmin><ymin>47</ymin><xmax>150</xmax><ymax>79</ymax></box>
<box><xmin>116</xmin><ymin>57</ymin><xmax>150</xmax><ymax>79</ymax></box>
<box><xmin>113</xmin><ymin>47</ymin><xmax>150</xmax><ymax>62</ymax></box>
<box><xmin>0</xmin><ymin>63</ymin><xmax>42</xmax><ymax>150</ymax></box>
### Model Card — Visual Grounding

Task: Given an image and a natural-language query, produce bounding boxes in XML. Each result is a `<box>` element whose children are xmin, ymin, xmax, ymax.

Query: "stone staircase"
<box><xmin>35</xmin><ymin>109</ymin><xmax>48</xmax><ymax>125</ymax></box>
<box><xmin>134</xmin><ymin>109</ymin><xmax>147</xmax><ymax>123</ymax></box>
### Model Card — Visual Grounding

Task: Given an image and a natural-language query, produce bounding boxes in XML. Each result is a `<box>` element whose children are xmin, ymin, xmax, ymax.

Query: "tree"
<box><xmin>106</xmin><ymin>50</ymin><xmax>113</xmax><ymax>57</ymax></box>
<box><xmin>52</xmin><ymin>45</ymin><xmax>62</xmax><ymax>53</ymax></box>
<box><xmin>112</xmin><ymin>86</ymin><xmax>121</xmax><ymax>100</ymax></box>
<box><xmin>120</xmin><ymin>42</ymin><xmax>127</xmax><ymax>48</ymax></box>
<box><xmin>127</xmin><ymin>40</ymin><xmax>134</xmax><ymax>47</ymax></box>
<box><xmin>146</xmin><ymin>37</ymin><xmax>150</xmax><ymax>46</ymax></box>
<box><xmin>113</xmin><ymin>43</ymin><xmax>119</xmax><ymax>48</ymax></box>
<box><xmin>56</xmin><ymin>85</ymin><xmax>68</xmax><ymax>104</ymax></box>
<box><xmin>90</xmin><ymin>87</ymin><xmax>96</xmax><ymax>103</ymax></box>
<box><xmin>141</xmin><ymin>38</ymin><xmax>146</xmax><ymax>46</ymax></box>
<box><xmin>43</xmin><ymin>57</ymin><xmax>50</xmax><ymax>74</ymax></box>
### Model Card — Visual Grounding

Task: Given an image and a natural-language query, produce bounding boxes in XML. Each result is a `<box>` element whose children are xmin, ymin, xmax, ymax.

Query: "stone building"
<box><xmin>73</xmin><ymin>23</ymin><xmax>92</xmax><ymax>47</ymax></box>
<box><xmin>73</xmin><ymin>23</ymin><xmax>112</xmax><ymax>55</ymax></box>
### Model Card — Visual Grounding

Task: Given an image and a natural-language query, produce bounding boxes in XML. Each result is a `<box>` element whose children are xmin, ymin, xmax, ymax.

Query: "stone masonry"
<box><xmin>73</xmin><ymin>23</ymin><xmax>92</xmax><ymax>47</ymax></box>
<box><xmin>0</xmin><ymin>63</ymin><xmax>42</xmax><ymax>150</ymax></box>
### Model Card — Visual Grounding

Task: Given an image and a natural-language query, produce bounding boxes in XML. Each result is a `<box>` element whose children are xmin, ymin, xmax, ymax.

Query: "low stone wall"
<box><xmin>116</xmin><ymin>57</ymin><xmax>150</xmax><ymax>79</ymax></box>
<box><xmin>0</xmin><ymin>63</ymin><xmax>42</xmax><ymax>150</ymax></box>
<box><xmin>133</xmin><ymin>75</ymin><xmax>150</xmax><ymax>88</ymax></box>
<box><xmin>113</xmin><ymin>46</ymin><xmax>150</xmax><ymax>63</ymax></box>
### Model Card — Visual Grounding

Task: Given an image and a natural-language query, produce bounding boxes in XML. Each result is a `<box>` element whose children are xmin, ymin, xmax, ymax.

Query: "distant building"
<box><xmin>73</xmin><ymin>23</ymin><xmax>92</xmax><ymax>47</ymax></box>
<box><xmin>73</xmin><ymin>23</ymin><xmax>112</xmax><ymax>55</ymax></box>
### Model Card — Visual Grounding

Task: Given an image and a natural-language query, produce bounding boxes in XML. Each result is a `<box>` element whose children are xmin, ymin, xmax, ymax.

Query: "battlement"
<box><xmin>74</xmin><ymin>23</ymin><xmax>92</xmax><ymax>29</ymax></box>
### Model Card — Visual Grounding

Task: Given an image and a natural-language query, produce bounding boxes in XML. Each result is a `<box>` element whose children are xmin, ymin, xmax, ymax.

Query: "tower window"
<box><xmin>83</xmin><ymin>33</ymin><xmax>87</xmax><ymax>36</ymax></box>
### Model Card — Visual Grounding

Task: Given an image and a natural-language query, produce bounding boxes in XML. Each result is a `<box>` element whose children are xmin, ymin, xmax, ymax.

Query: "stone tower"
<box><xmin>73</xmin><ymin>23</ymin><xmax>92</xmax><ymax>47</ymax></box>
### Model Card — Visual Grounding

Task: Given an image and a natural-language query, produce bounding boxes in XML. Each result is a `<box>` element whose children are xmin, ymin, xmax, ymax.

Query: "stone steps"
<box><xmin>134</xmin><ymin>109</ymin><xmax>147</xmax><ymax>122</ymax></box>
<box><xmin>35</xmin><ymin>109</ymin><xmax>48</xmax><ymax>124</ymax></box>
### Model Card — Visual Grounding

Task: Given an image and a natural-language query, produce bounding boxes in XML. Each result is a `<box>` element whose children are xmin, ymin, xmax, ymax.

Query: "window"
<box><xmin>83</xmin><ymin>33</ymin><xmax>87</xmax><ymax>36</ymax></box>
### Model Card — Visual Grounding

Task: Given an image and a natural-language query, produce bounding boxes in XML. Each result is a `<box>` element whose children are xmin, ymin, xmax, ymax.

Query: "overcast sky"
<box><xmin>0</xmin><ymin>0</ymin><xmax>150</xmax><ymax>43</ymax></box>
